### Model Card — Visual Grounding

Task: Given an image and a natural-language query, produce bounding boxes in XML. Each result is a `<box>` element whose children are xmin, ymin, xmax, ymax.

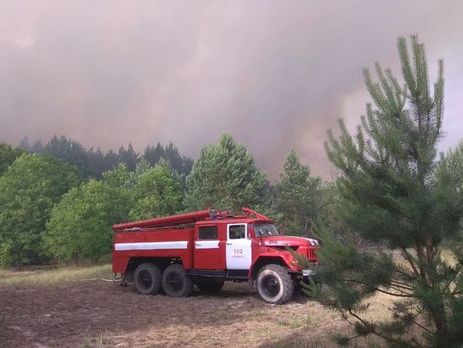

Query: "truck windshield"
<box><xmin>254</xmin><ymin>223</ymin><xmax>279</xmax><ymax>237</ymax></box>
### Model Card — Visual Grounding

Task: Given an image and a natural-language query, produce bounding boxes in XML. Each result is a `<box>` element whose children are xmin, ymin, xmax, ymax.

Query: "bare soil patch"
<box><xmin>0</xmin><ymin>281</ymin><xmax>350</xmax><ymax>347</ymax></box>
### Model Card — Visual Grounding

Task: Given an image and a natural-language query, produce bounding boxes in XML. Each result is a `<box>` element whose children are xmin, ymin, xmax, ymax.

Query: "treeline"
<box><xmin>0</xmin><ymin>134</ymin><xmax>327</xmax><ymax>266</ymax></box>
<box><xmin>18</xmin><ymin>135</ymin><xmax>193</xmax><ymax>178</ymax></box>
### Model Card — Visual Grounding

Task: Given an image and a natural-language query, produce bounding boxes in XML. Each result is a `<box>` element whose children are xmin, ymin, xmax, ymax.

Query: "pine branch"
<box><xmin>342</xmin><ymin>278</ymin><xmax>414</xmax><ymax>298</ymax></box>
<box><xmin>389</xmin><ymin>281</ymin><xmax>414</xmax><ymax>292</ymax></box>
<box><xmin>347</xmin><ymin>309</ymin><xmax>418</xmax><ymax>347</ymax></box>
<box><xmin>393</xmin><ymin>264</ymin><xmax>417</xmax><ymax>282</ymax></box>
<box><xmin>400</xmin><ymin>247</ymin><xmax>422</xmax><ymax>280</ymax></box>
<box><xmin>407</xmin><ymin>315</ymin><xmax>433</xmax><ymax>335</ymax></box>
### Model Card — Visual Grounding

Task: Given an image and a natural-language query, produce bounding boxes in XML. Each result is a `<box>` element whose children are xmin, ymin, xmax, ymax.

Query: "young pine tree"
<box><xmin>185</xmin><ymin>134</ymin><xmax>266</xmax><ymax>211</ymax></box>
<box><xmin>315</xmin><ymin>36</ymin><xmax>463</xmax><ymax>346</ymax></box>
<box><xmin>274</xmin><ymin>150</ymin><xmax>321</xmax><ymax>236</ymax></box>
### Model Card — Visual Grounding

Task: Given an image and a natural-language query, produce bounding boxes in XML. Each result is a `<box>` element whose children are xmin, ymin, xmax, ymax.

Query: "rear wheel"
<box><xmin>256</xmin><ymin>264</ymin><xmax>294</xmax><ymax>304</ymax></box>
<box><xmin>195</xmin><ymin>279</ymin><xmax>225</xmax><ymax>294</ymax></box>
<box><xmin>162</xmin><ymin>264</ymin><xmax>193</xmax><ymax>297</ymax></box>
<box><xmin>133</xmin><ymin>263</ymin><xmax>162</xmax><ymax>295</ymax></box>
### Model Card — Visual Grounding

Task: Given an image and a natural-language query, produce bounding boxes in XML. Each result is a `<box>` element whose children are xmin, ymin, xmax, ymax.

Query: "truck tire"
<box><xmin>162</xmin><ymin>264</ymin><xmax>193</xmax><ymax>297</ymax></box>
<box><xmin>134</xmin><ymin>263</ymin><xmax>162</xmax><ymax>295</ymax></box>
<box><xmin>256</xmin><ymin>264</ymin><xmax>294</xmax><ymax>304</ymax></box>
<box><xmin>196</xmin><ymin>279</ymin><xmax>225</xmax><ymax>294</ymax></box>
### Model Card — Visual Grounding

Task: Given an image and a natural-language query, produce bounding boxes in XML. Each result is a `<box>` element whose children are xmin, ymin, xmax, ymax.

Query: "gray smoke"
<box><xmin>1</xmin><ymin>1</ymin><xmax>462</xmax><ymax>179</ymax></box>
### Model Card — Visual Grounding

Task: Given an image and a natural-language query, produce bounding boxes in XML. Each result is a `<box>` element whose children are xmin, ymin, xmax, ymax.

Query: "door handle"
<box><xmin>226</xmin><ymin>242</ymin><xmax>232</xmax><ymax>245</ymax></box>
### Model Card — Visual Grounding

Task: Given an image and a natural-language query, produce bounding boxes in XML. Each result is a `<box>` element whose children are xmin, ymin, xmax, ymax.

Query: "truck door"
<box><xmin>194</xmin><ymin>225</ymin><xmax>223</xmax><ymax>269</ymax></box>
<box><xmin>226</xmin><ymin>223</ymin><xmax>252</xmax><ymax>270</ymax></box>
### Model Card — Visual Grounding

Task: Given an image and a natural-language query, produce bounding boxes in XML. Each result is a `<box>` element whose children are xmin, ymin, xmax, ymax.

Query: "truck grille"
<box><xmin>307</xmin><ymin>248</ymin><xmax>317</xmax><ymax>261</ymax></box>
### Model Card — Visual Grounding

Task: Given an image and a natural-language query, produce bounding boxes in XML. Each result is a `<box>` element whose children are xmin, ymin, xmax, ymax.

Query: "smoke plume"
<box><xmin>1</xmin><ymin>1</ymin><xmax>462</xmax><ymax>178</ymax></box>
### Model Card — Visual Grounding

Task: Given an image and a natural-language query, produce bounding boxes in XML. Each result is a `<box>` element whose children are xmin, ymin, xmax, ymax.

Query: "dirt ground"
<box><xmin>0</xmin><ymin>280</ymin><xmax>351</xmax><ymax>347</ymax></box>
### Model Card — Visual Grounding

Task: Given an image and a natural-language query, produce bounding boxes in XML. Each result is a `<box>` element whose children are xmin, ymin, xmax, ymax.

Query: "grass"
<box><xmin>0</xmin><ymin>264</ymin><xmax>112</xmax><ymax>287</ymax></box>
<box><xmin>1</xmin><ymin>249</ymin><xmax>452</xmax><ymax>346</ymax></box>
<box><xmin>276</xmin><ymin>313</ymin><xmax>315</xmax><ymax>329</ymax></box>
<box><xmin>0</xmin><ymin>261</ymin><xmax>401</xmax><ymax>347</ymax></box>
<box><xmin>81</xmin><ymin>331</ymin><xmax>112</xmax><ymax>348</ymax></box>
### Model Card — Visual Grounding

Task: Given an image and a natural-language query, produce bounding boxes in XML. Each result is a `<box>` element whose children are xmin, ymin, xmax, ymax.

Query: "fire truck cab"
<box><xmin>112</xmin><ymin>208</ymin><xmax>318</xmax><ymax>304</ymax></box>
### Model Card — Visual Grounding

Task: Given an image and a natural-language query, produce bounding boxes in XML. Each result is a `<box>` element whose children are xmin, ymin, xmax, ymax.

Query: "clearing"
<box><xmin>0</xmin><ymin>266</ymin><xmax>387</xmax><ymax>347</ymax></box>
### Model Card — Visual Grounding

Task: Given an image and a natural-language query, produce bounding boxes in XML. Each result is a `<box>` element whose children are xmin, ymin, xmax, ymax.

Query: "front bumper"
<box><xmin>301</xmin><ymin>268</ymin><xmax>319</xmax><ymax>284</ymax></box>
<box><xmin>302</xmin><ymin>269</ymin><xmax>315</xmax><ymax>277</ymax></box>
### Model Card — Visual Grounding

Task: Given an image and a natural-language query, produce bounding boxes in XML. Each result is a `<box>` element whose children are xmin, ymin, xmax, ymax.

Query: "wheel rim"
<box><xmin>262</xmin><ymin>275</ymin><xmax>280</xmax><ymax>298</ymax></box>
<box><xmin>166</xmin><ymin>272</ymin><xmax>183</xmax><ymax>291</ymax></box>
<box><xmin>139</xmin><ymin>270</ymin><xmax>153</xmax><ymax>290</ymax></box>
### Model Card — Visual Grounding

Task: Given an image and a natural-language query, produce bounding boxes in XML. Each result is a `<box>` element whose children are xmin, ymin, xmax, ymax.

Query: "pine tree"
<box><xmin>143</xmin><ymin>142</ymin><xmax>193</xmax><ymax>177</ymax></box>
<box><xmin>103</xmin><ymin>150</ymin><xmax>119</xmax><ymax>172</ymax></box>
<box><xmin>185</xmin><ymin>134</ymin><xmax>266</xmax><ymax>211</ymax></box>
<box><xmin>274</xmin><ymin>150</ymin><xmax>321</xmax><ymax>235</ymax></box>
<box><xmin>118</xmin><ymin>144</ymin><xmax>138</xmax><ymax>171</ymax></box>
<box><xmin>316</xmin><ymin>36</ymin><xmax>463</xmax><ymax>346</ymax></box>
<box><xmin>86</xmin><ymin>147</ymin><xmax>106</xmax><ymax>177</ymax></box>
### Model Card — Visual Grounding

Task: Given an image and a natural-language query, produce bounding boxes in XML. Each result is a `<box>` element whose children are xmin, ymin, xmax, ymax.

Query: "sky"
<box><xmin>1</xmin><ymin>1</ymin><xmax>462</xmax><ymax>179</ymax></box>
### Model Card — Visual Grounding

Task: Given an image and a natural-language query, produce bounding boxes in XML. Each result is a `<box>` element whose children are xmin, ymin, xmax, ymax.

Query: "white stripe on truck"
<box><xmin>114</xmin><ymin>241</ymin><xmax>188</xmax><ymax>251</ymax></box>
<box><xmin>195</xmin><ymin>240</ymin><xmax>220</xmax><ymax>249</ymax></box>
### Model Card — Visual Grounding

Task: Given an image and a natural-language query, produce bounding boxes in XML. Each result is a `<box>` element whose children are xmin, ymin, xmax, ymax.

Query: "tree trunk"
<box><xmin>431</xmin><ymin>307</ymin><xmax>448</xmax><ymax>345</ymax></box>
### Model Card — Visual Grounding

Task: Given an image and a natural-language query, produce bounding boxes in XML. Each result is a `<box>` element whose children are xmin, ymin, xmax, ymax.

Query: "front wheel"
<box><xmin>256</xmin><ymin>264</ymin><xmax>294</xmax><ymax>304</ymax></box>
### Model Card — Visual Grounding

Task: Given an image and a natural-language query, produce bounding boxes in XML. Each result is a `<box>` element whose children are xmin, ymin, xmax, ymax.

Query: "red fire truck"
<box><xmin>112</xmin><ymin>208</ymin><xmax>318</xmax><ymax>304</ymax></box>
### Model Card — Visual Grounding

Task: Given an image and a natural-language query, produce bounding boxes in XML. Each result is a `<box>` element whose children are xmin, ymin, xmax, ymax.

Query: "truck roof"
<box><xmin>196</xmin><ymin>217</ymin><xmax>270</xmax><ymax>225</ymax></box>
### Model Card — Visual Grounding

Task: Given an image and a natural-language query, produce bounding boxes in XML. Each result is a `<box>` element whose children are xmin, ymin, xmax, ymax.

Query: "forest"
<box><xmin>0</xmin><ymin>133</ymin><xmax>324</xmax><ymax>266</ymax></box>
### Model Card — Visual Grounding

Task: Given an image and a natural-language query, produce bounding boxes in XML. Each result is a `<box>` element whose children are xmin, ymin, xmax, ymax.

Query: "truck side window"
<box><xmin>198</xmin><ymin>226</ymin><xmax>218</xmax><ymax>240</ymax></box>
<box><xmin>229</xmin><ymin>225</ymin><xmax>246</xmax><ymax>239</ymax></box>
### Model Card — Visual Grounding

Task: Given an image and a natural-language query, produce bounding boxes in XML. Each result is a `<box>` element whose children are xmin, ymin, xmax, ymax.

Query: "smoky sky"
<box><xmin>1</xmin><ymin>1</ymin><xmax>463</xmax><ymax>179</ymax></box>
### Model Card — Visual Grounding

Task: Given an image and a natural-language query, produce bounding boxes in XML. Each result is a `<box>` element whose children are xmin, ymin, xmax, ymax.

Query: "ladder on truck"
<box><xmin>112</xmin><ymin>208</ymin><xmax>269</xmax><ymax>232</ymax></box>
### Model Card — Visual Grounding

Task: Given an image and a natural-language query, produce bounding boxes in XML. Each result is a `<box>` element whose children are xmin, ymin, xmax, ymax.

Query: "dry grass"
<box><xmin>2</xmin><ymin>248</ymin><xmax>446</xmax><ymax>346</ymax></box>
<box><xmin>0</xmin><ymin>275</ymin><xmax>400</xmax><ymax>347</ymax></box>
<box><xmin>95</xmin><ymin>296</ymin><xmax>351</xmax><ymax>348</ymax></box>
<box><xmin>0</xmin><ymin>264</ymin><xmax>112</xmax><ymax>287</ymax></box>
